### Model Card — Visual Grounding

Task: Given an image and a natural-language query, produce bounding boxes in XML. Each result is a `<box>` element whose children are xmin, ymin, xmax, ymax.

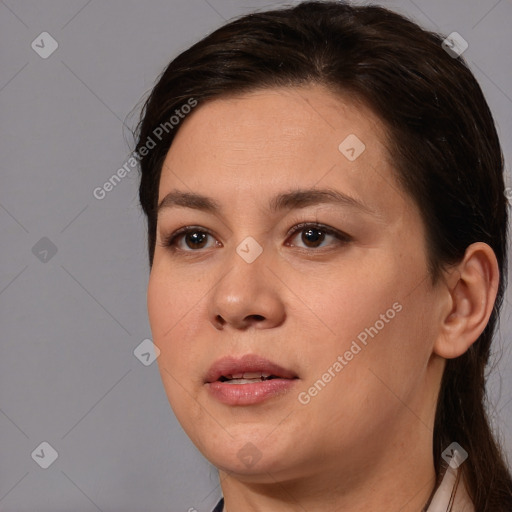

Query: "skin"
<box><xmin>146</xmin><ymin>84</ymin><xmax>499</xmax><ymax>512</ymax></box>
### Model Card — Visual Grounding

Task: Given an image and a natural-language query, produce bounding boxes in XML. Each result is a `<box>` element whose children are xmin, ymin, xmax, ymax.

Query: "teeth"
<box><xmin>226</xmin><ymin>379</ymin><xmax>260</xmax><ymax>384</ymax></box>
<box><xmin>243</xmin><ymin>372</ymin><xmax>264</xmax><ymax>379</ymax></box>
<box><xmin>220</xmin><ymin>371</ymin><xmax>278</xmax><ymax>384</ymax></box>
<box><xmin>224</xmin><ymin>372</ymin><xmax>273</xmax><ymax>380</ymax></box>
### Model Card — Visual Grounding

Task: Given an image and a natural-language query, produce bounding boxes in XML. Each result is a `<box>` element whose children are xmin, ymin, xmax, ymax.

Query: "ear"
<box><xmin>434</xmin><ymin>242</ymin><xmax>500</xmax><ymax>359</ymax></box>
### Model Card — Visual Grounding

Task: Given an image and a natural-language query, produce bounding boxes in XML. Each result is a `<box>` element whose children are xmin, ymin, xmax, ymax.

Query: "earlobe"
<box><xmin>433</xmin><ymin>242</ymin><xmax>499</xmax><ymax>359</ymax></box>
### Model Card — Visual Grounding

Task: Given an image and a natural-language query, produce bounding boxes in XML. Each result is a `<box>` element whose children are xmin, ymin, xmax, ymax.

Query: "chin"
<box><xmin>199</xmin><ymin>432</ymin><xmax>298</xmax><ymax>478</ymax></box>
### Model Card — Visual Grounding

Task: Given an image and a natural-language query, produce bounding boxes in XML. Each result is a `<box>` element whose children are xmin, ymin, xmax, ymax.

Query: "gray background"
<box><xmin>1</xmin><ymin>0</ymin><xmax>511</xmax><ymax>510</ymax></box>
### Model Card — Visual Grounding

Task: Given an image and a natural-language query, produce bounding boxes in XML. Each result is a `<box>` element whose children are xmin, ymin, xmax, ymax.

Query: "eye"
<box><xmin>160</xmin><ymin>226</ymin><xmax>219</xmax><ymax>251</ymax></box>
<box><xmin>286</xmin><ymin>222</ymin><xmax>351</xmax><ymax>249</ymax></box>
<box><xmin>160</xmin><ymin>222</ymin><xmax>351</xmax><ymax>253</ymax></box>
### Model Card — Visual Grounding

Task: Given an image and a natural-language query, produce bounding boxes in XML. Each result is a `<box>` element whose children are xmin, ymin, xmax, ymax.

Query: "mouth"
<box><xmin>204</xmin><ymin>354</ymin><xmax>298</xmax><ymax>383</ymax></box>
<box><xmin>204</xmin><ymin>355</ymin><xmax>299</xmax><ymax>405</ymax></box>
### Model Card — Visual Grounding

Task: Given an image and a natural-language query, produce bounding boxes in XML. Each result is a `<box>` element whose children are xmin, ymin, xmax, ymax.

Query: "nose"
<box><xmin>208</xmin><ymin>245</ymin><xmax>286</xmax><ymax>331</ymax></box>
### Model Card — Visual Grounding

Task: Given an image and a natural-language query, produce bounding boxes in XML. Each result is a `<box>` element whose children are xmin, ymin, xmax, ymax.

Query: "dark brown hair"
<box><xmin>134</xmin><ymin>1</ymin><xmax>512</xmax><ymax>509</ymax></box>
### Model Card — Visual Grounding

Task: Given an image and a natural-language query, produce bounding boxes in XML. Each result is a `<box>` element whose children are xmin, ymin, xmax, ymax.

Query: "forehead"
<box><xmin>157</xmin><ymin>85</ymin><xmax>411</xmax><ymax>221</ymax></box>
<box><xmin>167</xmin><ymin>85</ymin><xmax>387</xmax><ymax>153</ymax></box>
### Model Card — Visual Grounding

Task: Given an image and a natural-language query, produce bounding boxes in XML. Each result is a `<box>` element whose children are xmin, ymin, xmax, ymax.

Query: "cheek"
<box><xmin>299</xmin><ymin>257</ymin><xmax>431</xmax><ymax>396</ymax></box>
<box><xmin>147</xmin><ymin>272</ymin><xmax>172</xmax><ymax>341</ymax></box>
<box><xmin>147</xmin><ymin>266</ymin><xmax>197</xmax><ymax>341</ymax></box>
<box><xmin>298</xmin><ymin>297</ymin><xmax>432</xmax><ymax>439</ymax></box>
<box><xmin>147</xmin><ymin>271</ymin><xmax>204</xmax><ymax>421</ymax></box>
<box><xmin>306</xmin><ymin>265</ymin><xmax>400</xmax><ymax>348</ymax></box>
<box><xmin>147</xmin><ymin>267</ymin><xmax>210</xmax><ymax>380</ymax></box>
<box><xmin>147</xmin><ymin>270</ymin><xmax>192</xmax><ymax>376</ymax></box>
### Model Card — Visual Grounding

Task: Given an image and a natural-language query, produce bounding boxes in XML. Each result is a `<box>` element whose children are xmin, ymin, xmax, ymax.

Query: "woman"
<box><xmin>134</xmin><ymin>1</ymin><xmax>512</xmax><ymax>510</ymax></box>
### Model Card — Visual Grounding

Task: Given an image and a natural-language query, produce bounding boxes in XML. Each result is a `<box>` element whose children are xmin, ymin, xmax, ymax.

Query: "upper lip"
<box><xmin>204</xmin><ymin>354</ymin><xmax>298</xmax><ymax>383</ymax></box>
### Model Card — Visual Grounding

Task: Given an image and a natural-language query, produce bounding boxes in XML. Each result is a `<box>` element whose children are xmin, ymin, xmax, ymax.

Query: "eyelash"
<box><xmin>159</xmin><ymin>222</ymin><xmax>352</xmax><ymax>253</ymax></box>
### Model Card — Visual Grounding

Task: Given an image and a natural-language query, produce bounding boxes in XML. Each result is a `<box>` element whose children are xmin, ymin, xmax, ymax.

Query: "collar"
<box><xmin>425</xmin><ymin>458</ymin><xmax>474</xmax><ymax>511</ymax></box>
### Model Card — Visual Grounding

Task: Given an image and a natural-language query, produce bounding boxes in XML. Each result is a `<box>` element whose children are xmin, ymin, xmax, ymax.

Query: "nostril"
<box><xmin>213</xmin><ymin>313</ymin><xmax>266</xmax><ymax>330</ymax></box>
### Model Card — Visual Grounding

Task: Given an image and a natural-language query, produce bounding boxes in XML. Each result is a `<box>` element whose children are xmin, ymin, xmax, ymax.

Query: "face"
<box><xmin>147</xmin><ymin>85</ymin><xmax>444</xmax><ymax>484</ymax></box>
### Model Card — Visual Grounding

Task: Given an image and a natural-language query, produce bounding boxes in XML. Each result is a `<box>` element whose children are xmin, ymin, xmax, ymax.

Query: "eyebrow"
<box><xmin>157</xmin><ymin>188</ymin><xmax>375</xmax><ymax>216</ymax></box>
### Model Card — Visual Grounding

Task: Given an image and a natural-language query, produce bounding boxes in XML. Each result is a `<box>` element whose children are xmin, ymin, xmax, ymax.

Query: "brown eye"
<box><xmin>162</xmin><ymin>227</ymin><xmax>217</xmax><ymax>251</ymax></box>
<box><xmin>287</xmin><ymin>223</ymin><xmax>351</xmax><ymax>250</ymax></box>
<box><xmin>301</xmin><ymin>227</ymin><xmax>326</xmax><ymax>248</ymax></box>
<box><xmin>183</xmin><ymin>231</ymin><xmax>209</xmax><ymax>249</ymax></box>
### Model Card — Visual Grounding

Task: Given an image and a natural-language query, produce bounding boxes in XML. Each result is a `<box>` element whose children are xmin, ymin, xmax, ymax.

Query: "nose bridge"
<box><xmin>216</xmin><ymin>235</ymin><xmax>268</xmax><ymax>306</ymax></box>
<box><xmin>208</xmin><ymin>236</ymin><xmax>284</xmax><ymax>329</ymax></box>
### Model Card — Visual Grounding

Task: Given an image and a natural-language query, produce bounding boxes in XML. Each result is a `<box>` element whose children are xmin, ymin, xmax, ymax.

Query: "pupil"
<box><xmin>302</xmin><ymin>228</ymin><xmax>324</xmax><ymax>247</ymax></box>
<box><xmin>186</xmin><ymin>231</ymin><xmax>207</xmax><ymax>249</ymax></box>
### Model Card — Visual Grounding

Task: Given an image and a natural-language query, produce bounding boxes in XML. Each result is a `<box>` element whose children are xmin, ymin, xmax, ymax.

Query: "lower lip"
<box><xmin>206</xmin><ymin>379</ymin><xmax>298</xmax><ymax>405</ymax></box>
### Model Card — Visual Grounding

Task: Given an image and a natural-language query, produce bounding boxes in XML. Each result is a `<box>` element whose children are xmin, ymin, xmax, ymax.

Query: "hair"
<box><xmin>134</xmin><ymin>1</ymin><xmax>512</xmax><ymax>509</ymax></box>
